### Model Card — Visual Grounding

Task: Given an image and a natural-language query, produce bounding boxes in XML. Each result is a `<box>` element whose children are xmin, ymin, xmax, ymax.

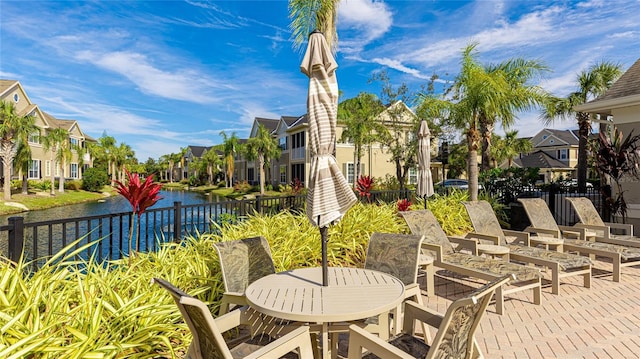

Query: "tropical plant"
<box><xmin>289</xmin><ymin>0</ymin><xmax>339</xmax><ymax>52</ymax></box>
<box><xmin>397</xmin><ymin>198</ymin><xmax>412</xmax><ymax>212</ymax></box>
<box><xmin>245</xmin><ymin>124</ymin><xmax>281</xmax><ymax>194</ymax></box>
<box><xmin>594</xmin><ymin>127</ymin><xmax>640</xmax><ymax>223</ymax></box>
<box><xmin>114</xmin><ymin>170</ymin><xmax>163</xmax><ymax>254</ymax></box>
<box><xmin>220</xmin><ymin>131</ymin><xmax>240</xmax><ymax>188</ymax></box>
<box><xmin>14</xmin><ymin>120</ymin><xmax>38</xmax><ymax>195</ymax></box>
<box><xmin>490</xmin><ymin>130</ymin><xmax>533</xmax><ymax>168</ymax></box>
<box><xmin>338</xmin><ymin>92</ymin><xmax>386</xmax><ymax>183</ymax></box>
<box><xmin>542</xmin><ymin>61</ymin><xmax>623</xmax><ymax>192</ymax></box>
<box><xmin>201</xmin><ymin>147</ymin><xmax>222</xmax><ymax>185</ymax></box>
<box><xmin>355</xmin><ymin>175</ymin><xmax>374</xmax><ymax>201</ymax></box>
<box><xmin>0</xmin><ymin>101</ymin><xmax>37</xmax><ymax>200</ymax></box>
<box><xmin>41</xmin><ymin>127</ymin><xmax>69</xmax><ymax>194</ymax></box>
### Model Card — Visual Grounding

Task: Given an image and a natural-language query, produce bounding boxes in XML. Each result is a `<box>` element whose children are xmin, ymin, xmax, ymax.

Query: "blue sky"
<box><xmin>1</xmin><ymin>0</ymin><xmax>639</xmax><ymax>161</ymax></box>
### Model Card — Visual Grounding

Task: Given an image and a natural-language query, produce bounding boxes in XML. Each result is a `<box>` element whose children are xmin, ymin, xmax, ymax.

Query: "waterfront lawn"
<box><xmin>0</xmin><ymin>188</ymin><xmax>113</xmax><ymax>215</ymax></box>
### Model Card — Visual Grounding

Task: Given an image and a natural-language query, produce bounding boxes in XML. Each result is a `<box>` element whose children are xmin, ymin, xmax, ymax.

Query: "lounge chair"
<box><xmin>152</xmin><ymin>277</ymin><xmax>315</xmax><ymax>359</ymax></box>
<box><xmin>462</xmin><ymin>200</ymin><xmax>592</xmax><ymax>294</ymax></box>
<box><xmin>400</xmin><ymin>210</ymin><xmax>542</xmax><ymax>315</ymax></box>
<box><xmin>213</xmin><ymin>236</ymin><xmax>276</xmax><ymax>315</ymax></box>
<box><xmin>347</xmin><ymin>274</ymin><xmax>514</xmax><ymax>359</ymax></box>
<box><xmin>519</xmin><ymin>198</ymin><xmax>640</xmax><ymax>282</ymax></box>
<box><xmin>566</xmin><ymin>197</ymin><xmax>640</xmax><ymax>247</ymax></box>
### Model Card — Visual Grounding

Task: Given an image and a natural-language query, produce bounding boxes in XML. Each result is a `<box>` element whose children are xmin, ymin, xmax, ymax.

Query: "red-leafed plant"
<box><xmin>356</xmin><ymin>175</ymin><xmax>375</xmax><ymax>202</ymax></box>
<box><xmin>397</xmin><ymin>198</ymin><xmax>412</xmax><ymax>212</ymax></box>
<box><xmin>114</xmin><ymin>170</ymin><xmax>163</xmax><ymax>255</ymax></box>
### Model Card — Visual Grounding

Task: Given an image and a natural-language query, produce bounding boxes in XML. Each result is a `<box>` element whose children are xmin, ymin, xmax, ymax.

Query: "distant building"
<box><xmin>0</xmin><ymin>79</ymin><xmax>94</xmax><ymax>182</ymax></box>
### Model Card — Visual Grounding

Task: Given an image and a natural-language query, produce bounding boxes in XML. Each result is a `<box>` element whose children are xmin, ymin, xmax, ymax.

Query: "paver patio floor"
<box><xmin>418</xmin><ymin>259</ymin><xmax>640</xmax><ymax>358</ymax></box>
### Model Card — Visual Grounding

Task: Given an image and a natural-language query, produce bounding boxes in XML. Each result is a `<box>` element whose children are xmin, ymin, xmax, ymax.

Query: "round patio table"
<box><xmin>245</xmin><ymin>266</ymin><xmax>405</xmax><ymax>359</ymax></box>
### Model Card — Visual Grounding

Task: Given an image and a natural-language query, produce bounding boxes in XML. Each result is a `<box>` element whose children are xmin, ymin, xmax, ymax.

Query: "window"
<box><xmin>45</xmin><ymin>160</ymin><xmax>51</xmax><ymax>177</ymax></box>
<box><xmin>280</xmin><ymin>165</ymin><xmax>287</xmax><ymax>183</ymax></box>
<box><xmin>291</xmin><ymin>132</ymin><xmax>305</xmax><ymax>148</ymax></box>
<box><xmin>70</xmin><ymin>138</ymin><xmax>79</xmax><ymax>146</ymax></box>
<box><xmin>558</xmin><ymin>149</ymin><xmax>568</xmax><ymax>160</ymax></box>
<box><xmin>408</xmin><ymin>167</ymin><xmax>417</xmax><ymax>185</ymax></box>
<box><xmin>345</xmin><ymin>163</ymin><xmax>355</xmax><ymax>184</ymax></box>
<box><xmin>13</xmin><ymin>93</ymin><xmax>19</xmax><ymax>103</ymax></box>
<box><xmin>248</xmin><ymin>168</ymin><xmax>255</xmax><ymax>182</ymax></box>
<box><xmin>28</xmin><ymin>160</ymin><xmax>40</xmax><ymax>179</ymax></box>
<box><xmin>70</xmin><ymin>163</ymin><xmax>78</xmax><ymax>178</ymax></box>
<box><xmin>279</xmin><ymin>137</ymin><xmax>288</xmax><ymax>151</ymax></box>
<box><xmin>28</xmin><ymin>131</ymin><xmax>40</xmax><ymax>144</ymax></box>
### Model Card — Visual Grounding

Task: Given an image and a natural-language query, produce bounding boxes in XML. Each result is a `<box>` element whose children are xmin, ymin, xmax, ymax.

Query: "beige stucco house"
<box><xmin>0</xmin><ymin>79</ymin><xmax>93</xmax><ymax>183</ymax></box>
<box><xmin>575</xmin><ymin>58</ymin><xmax>640</xmax><ymax>230</ymax></box>
<box><xmin>513</xmin><ymin>128</ymin><xmax>580</xmax><ymax>183</ymax></box>
<box><xmin>238</xmin><ymin>100</ymin><xmax>442</xmax><ymax>189</ymax></box>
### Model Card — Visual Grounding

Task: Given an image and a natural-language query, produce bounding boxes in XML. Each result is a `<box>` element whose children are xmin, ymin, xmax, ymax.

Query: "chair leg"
<box><xmin>584</xmin><ymin>269</ymin><xmax>591</xmax><ymax>288</ymax></box>
<box><xmin>495</xmin><ymin>286</ymin><xmax>504</xmax><ymax>315</ymax></box>
<box><xmin>612</xmin><ymin>257</ymin><xmax>621</xmax><ymax>282</ymax></box>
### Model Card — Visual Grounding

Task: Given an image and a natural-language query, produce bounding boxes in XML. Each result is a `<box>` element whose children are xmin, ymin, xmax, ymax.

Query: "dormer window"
<box><xmin>550</xmin><ymin>139</ymin><xmax>554</xmax><ymax>144</ymax></box>
<box><xmin>13</xmin><ymin>93</ymin><xmax>19</xmax><ymax>103</ymax></box>
<box><xmin>542</xmin><ymin>135</ymin><xmax>548</xmax><ymax>140</ymax></box>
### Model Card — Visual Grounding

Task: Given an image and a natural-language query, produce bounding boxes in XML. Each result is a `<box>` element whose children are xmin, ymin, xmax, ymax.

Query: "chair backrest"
<box><xmin>518</xmin><ymin>198</ymin><xmax>560</xmax><ymax>231</ymax></box>
<box><xmin>425</xmin><ymin>274</ymin><xmax>513</xmax><ymax>359</ymax></box>
<box><xmin>566</xmin><ymin>197</ymin><xmax>605</xmax><ymax>226</ymax></box>
<box><xmin>213</xmin><ymin>236</ymin><xmax>276</xmax><ymax>293</ymax></box>
<box><xmin>400</xmin><ymin>210</ymin><xmax>456</xmax><ymax>255</ymax></box>
<box><xmin>462</xmin><ymin>201</ymin><xmax>506</xmax><ymax>244</ymax></box>
<box><xmin>152</xmin><ymin>277</ymin><xmax>232</xmax><ymax>359</ymax></box>
<box><xmin>365</xmin><ymin>232</ymin><xmax>423</xmax><ymax>286</ymax></box>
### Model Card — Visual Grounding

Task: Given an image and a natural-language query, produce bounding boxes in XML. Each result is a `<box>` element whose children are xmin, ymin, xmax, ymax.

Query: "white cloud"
<box><xmin>338</xmin><ymin>0</ymin><xmax>393</xmax><ymax>53</ymax></box>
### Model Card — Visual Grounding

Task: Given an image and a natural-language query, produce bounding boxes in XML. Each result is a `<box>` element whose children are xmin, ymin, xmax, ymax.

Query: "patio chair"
<box><xmin>462</xmin><ymin>200</ymin><xmax>592</xmax><ymax>294</ymax></box>
<box><xmin>347</xmin><ymin>274</ymin><xmax>514</xmax><ymax>359</ymax></box>
<box><xmin>213</xmin><ymin>236</ymin><xmax>276</xmax><ymax>315</ymax></box>
<box><xmin>151</xmin><ymin>277</ymin><xmax>315</xmax><ymax>359</ymax></box>
<box><xmin>364</xmin><ymin>232</ymin><xmax>428</xmax><ymax>337</ymax></box>
<box><xmin>566</xmin><ymin>197</ymin><xmax>640</xmax><ymax>247</ymax></box>
<box><xmin>519</xmin><ymin>198</ymin><xmax>640</xmax><ymax>282</ymax></box>
<box><xmin>400</xmin><ymin>210</ymin><xmax>542</xmax><ymax>315</ymax></box>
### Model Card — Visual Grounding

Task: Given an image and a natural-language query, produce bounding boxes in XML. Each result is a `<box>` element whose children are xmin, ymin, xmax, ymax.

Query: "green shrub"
<box><xmin>232</xmin><ymin>180</ymin><xmax>252</xmax><ymax>194</ymax></box>
<box><xmin>422</xmin><ymin>191</ymin><xmax>473</xmax><ymax>235</ymax></box>
<box><xmin>29</xmin><ymin>180</ymin><xmax>51</xmax><ymax>191</ymax></box>
<box><xmin>64</xmin><ymin>180</ymin><xmax>82</xmax><ymax>190</ymax></box>
<box><xmin>82</xmin><ymin>167</ymin><xmax>110</xmax><ymax>192</ymax></box>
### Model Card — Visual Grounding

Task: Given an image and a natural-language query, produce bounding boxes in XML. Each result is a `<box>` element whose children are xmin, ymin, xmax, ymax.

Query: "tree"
<box><xmin>0</xmin><ymin>101</ymin><xmax>37</xmax><ymax>200</ymax></box>
<box><xmin>480</xmin><ymin>58</ymin><xmax>549</xmax><ymax>172</ymax></box>
<box><xmin>97</xmin><ymin>133</ymin><xmax>117</xmax><ymax>183</ymax></box>
<box><xmin>13</xmin><ymin>117</ymin><xmax>38</xmax><ymax>194</ymax></box>
<box><xmin>42</xmin><ymin>128</ymin><xmax>70</xmax><ymax>194</ymax></box>
<box><xmin>541</xmin><ymin>61</ymin><xmax>622</xmax><ymax>193</ymax></box>
<box><xmin>370</xmin><ymin>70</ymin><xmax>418</xmax><ymax>191</ymax></box>
<box><xmin>220</xmin><ymin>131</ymin><xmax>240</xmax><ymax>188</ymax></box>
<box><xmin>594</xmin><ymin>127</ymin><xmax>640</xmax><ymax>223</ymax></box>
<box><xmin>289</xmin><ymin>0</ymin><xmax>339</xmax><ymax>52</ymax></box>
<box><xmin>491</xmin><ymin>130</ymin><xmax>532</xmax><ymax>168</ymax></box>
<box><xmin>201</xmin><ymin>147</ymin><xmax>221</xmax><ymax>185</ymax></box>
<box><xmin>245</xmin><ymin>124</ymin><xmax>281</xmax><ymax>194</ymax></box>
<box><xmin>337</xmin><ymin>92</ymin><xmax>385</xmax><ymax>185</ymax></box>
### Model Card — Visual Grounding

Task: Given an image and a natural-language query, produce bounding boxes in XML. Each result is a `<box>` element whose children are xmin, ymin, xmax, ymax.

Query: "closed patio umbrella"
<box><xmin>417</xmin><ymin>120</ymin><xmax>434</xmax><ymax>208</ymax></box>
<box><xmin>301</xmin><ymin>30</ymin><xmax>357</xmax><ymax>286</ymax></box>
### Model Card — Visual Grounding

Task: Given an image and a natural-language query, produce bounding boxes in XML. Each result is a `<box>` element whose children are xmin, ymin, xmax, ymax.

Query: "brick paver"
<box><xmin>418</xmin><ymin>259</ymin><xmax>640</xmax><ymax>358</ymax></box>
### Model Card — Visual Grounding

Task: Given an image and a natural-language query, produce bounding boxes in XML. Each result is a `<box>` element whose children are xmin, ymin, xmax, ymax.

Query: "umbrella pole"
<box><xmin>320</xmin><ymin>224</ymin><xmax>329</xmax><ymax>286</ymax></box>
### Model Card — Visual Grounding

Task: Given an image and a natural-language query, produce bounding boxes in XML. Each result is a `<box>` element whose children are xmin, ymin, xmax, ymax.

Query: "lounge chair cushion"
<box><xmin>506</xmin><ymin>245</ymin><xmax>592</xmax><ymax>270</ymax></box>
<box><xmin>563</xmin><ymin>238</ymin><xmax>640</xmax><ymax>261</ymax></box>
<box><xmin>401</xmin><ymin>210</ymin><xmax>456</xmax><ymax>254</ymax></box>
<box><xmin>443</xmin><ymin>253</ymin><xmax>541</xmax><ymax>283</ymax></box>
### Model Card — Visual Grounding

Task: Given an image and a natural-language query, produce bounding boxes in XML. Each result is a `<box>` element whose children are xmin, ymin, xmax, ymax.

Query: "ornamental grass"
<box><xmin>0</xmin><ymin>199</ymin><xmax>473</xmax><ymax>358</ymax></box>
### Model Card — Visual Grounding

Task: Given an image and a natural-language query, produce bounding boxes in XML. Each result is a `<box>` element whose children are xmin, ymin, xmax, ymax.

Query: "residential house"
<box><xmin>512</xmin><ymin>128</ymin><xmax>580</xmax><ymax>183</ymax></box>
<box><xmin>0</xmin><ymin>79</ymin><xmax>93</xmax><ymax>183</ymax></box>
<box><xmin>238</xmin><ymin>100</ymin><xmax>442</xmax><ymax>189</ymax></box>
<box><xmin>575</xmin><ymin>58</ymin><xmax>640</xmax><ymax>230</ymax></box>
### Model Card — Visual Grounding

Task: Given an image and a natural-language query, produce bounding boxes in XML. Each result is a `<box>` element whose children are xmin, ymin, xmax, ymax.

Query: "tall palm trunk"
<box><xmin>576</xmin><ymin>112</ymin><xmax>590</xmax><ymax>193</ymax></box>
<box><xmin>467</xmin><ymin>125</ymin><xmax>481</xmax><ymax>201</ymax></box>
<box><xmin>480</xmin><ymin>115</ymin><xmax>494</xmax><ymax>172</ymax></box>
<box><xmin>258</xmin><ymin>154</ymin><xmax>265</xmax><ymax>195</ymax></box>
<box><xmin>58</xmin><ymin>161</ymin><xmax>65</xmax><ymax>193</ymax></box>
<box><xmin>1</xmin><ymin>141</ymin><xmax>16</xmax><ymax>201</ymax></box>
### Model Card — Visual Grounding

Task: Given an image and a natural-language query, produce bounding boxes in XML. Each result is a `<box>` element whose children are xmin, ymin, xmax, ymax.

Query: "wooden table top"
<box><xmin>245</xmin><ymin>266</ymin><xmax>405</xmax><ymax>323</ymax></box>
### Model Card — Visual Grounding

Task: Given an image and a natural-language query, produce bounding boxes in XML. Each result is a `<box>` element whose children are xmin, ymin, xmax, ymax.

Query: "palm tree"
<box><xmin>220</xmin><ymin>131</ymin><xmax>240</xmax><ymax>188</ymax></box>
<box><xmin>446</xmin><ymin>44</ymin><xmax>546</xmax><ymax>201</ymax></box>
<box><xmin>480</xmin><ymin>58</ymin><xmax>549</xmax><ymax>172</ymax></box>
<box><xmin>491</xmin><ymin>130</ymin><xmax>532</xmax><ymax>168</ymax></box>
<box><xmin>0</xmin><ymin>101</ymin><xmax>38</xmax><ymax>200</ymax></box>
<box><xmin>201</xmin><ymin>147</ymin><xmax>221</xmax><ymax>185</ymax></box>
<box><xmin>13</xmin><ymin>116</ymin><xmax>38</xmax><ymax>195</ymax></box>
<box><xmin>245</xmin><ymin>124</ymin><xmax>281</xmax><ymax>194</ymax></box>
<box><xmin>541</xmin><ymin>61</ymin><xmax>622</xmax><ymax>193</ymax></box>
<box><xmin>42</xmin><ymin>127</ymin><xmax>71</xmax><ymax>193</ymax></box>
<box><xmin>338</xmin><ymin>92</ymin><xmax>386</xmax><ymax>185</ymax></box>
<box><xmin>289</xmin><ymin>0</ymin><xmax>339</xmax><ymax>52</ymax></box>
<box><xmin>97</xmin><ymin>133</ymin><xmax>117</xmax><ymax>183</ymax></box>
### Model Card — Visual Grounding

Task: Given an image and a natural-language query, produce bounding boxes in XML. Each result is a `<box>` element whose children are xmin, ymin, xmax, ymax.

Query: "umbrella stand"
<box><xmin>320</xmin><ymin>222</ymin><xmax>329</xmax><ymax>286</ymax></box>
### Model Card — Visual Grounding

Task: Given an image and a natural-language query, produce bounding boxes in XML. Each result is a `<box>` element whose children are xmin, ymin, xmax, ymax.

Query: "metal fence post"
<box><xmin>255</xmin><ymin>195</ymin><xmax>262</xmax><ymax>214</ymax></box>
<box><xmin>8</xmin><ymin>216</ymin><xmax>25</xmax><ymax>263</ymax></box>
<box><xmin>173</xmin><ymin>201</ymin><xmax>182</xmax><ymax>242</ymax></box>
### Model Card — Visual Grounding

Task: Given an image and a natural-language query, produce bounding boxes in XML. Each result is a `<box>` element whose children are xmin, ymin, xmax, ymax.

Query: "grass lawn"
<box><xmin>0</xmin><ymin>187</ymin><xmax>114</xmax><ymax>215</ymax></box>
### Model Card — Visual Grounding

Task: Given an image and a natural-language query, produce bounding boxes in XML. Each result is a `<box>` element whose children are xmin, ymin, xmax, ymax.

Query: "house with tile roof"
<box><xmin>575</xmin><ymin>58</ymin><xmax>640</xmax><ymax>230</ymax></box>
<box><xmin>0</xmin><ymin>79</ymin><xmax>94</xmax><ymax>186</ymax></box>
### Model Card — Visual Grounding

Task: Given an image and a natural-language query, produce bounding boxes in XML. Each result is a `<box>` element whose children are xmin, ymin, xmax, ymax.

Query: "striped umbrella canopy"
<box><xmin>417</xmin><ymin>120</ymin><xmax>434</xmax><ymax>201</ymax></box>
<box><xmin>301</xmin><ymin>31</ymin><xmax>357</xmax><ymax>285</ymax></box>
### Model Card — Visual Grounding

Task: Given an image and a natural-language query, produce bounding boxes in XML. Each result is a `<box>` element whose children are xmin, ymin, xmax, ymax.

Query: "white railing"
<box><xmin>291</xmin><ymin>147</ymin><xmax>305</xmax><ymax>160</ymax></box>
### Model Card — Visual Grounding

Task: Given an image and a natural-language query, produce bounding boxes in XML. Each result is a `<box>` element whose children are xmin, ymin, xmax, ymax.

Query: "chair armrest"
<box><xmin>465</xmin><ymin>232</ymin><xmax>501</xmax><ymax>245</ymax></box>
<box><xmin>215</xmin><ymin>305</ymin><xmax>245</xmax><ymax>333</ymax></box>
<box><xmin>421</xmin><ymin>242</ymin><xmax>444</xmax><ymax>263</ymax></box>
<box><xmin>574</xmin><ymin>223</ymin><xmax>610</xmax><ymax>239</ymax></box>
<box><xmin>347</xmin><ymin>324</ymin><xmax>413</xmax><ymax>359</ymax></box>
<box><xmin>604</xmin><ymin>222</ymin><xmax>633</xmax><ymax>235</ymax></box>
<box><xmin>449</xmin><ymin>236</ymin><xmax>479</xmax><ymax>255</ymax></box>
<box><xmin>246</xmin><ymin>326</ymin><xmax>315</xmax><ymax>359</ymax></box>
<box><xmin>524</xmin><ymin>226</ymin><xmax>561</xmax><ymax>238</ymax></box>
<box><xmin>558</xmin><ymin>225</ymin><xmax>586</xmax><ymax>240</ymax></box>
<box><xmin>402</xmin><ymin>300</ymin><xmax>444</xmax><ymax>333</ymax></box>
<box><xmin>502</xmin><ymin>230</ymin><xmax>530</xmax><ymax>246</ymax></box>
